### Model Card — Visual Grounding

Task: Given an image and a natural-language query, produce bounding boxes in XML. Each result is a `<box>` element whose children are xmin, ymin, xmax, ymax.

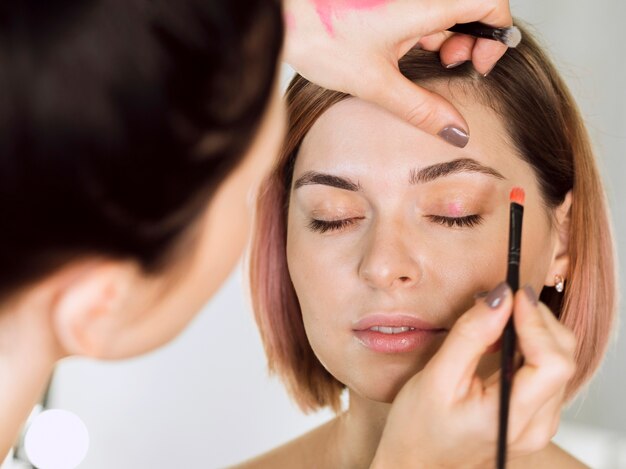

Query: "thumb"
<box><xmin>426</xmin><ymin>282</ymin><xmax>512</xmax><ymax>399</ymax></box>
<box><xmin>359</xmin><ymin>61</ymin><xmax>470</xmax><ymax>148</ymax></box>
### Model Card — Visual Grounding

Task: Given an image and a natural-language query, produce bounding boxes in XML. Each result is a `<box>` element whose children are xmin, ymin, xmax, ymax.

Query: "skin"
<box><xmin>284</xmin><ymin>0</ymin><xmax>513</xmax><ymax>143</ymax></box>
<box><xmin>1</xmin><ymin>0</ymin><xmax>521</xmax><ymax>463</ymax></box>
<box><xmin>236</xmin><ymin>85</ymin><xmax>583</xmax><ymax>468</ymax></box>
<box><xmin>286</xmin><ymin>95</ymin><xmax>549</xmax><ymax>400</ymax></box>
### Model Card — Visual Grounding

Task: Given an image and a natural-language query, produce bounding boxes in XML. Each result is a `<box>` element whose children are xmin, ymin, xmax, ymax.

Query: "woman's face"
<box><xmin>286</xmin><ymin>86</ymin><xmax>559</xmax><ymax>402</ymax></box>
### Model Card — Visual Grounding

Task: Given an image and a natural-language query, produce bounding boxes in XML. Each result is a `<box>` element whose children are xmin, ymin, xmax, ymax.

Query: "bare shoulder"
<box><xmin>229</xmin><ymin>418</ymin><xmax>338</xmax><ymax>469</ymax></box>
<box><xmin>511</xmin><ymin>442</ymin><xmax>589</xmax><ymax>469</ymax></box>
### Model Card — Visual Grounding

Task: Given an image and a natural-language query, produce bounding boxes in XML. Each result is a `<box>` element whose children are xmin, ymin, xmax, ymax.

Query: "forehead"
<box><xmin>295</xmin><ymin>86</ymin><xmax>523</xmax><ymax>181</ymax></box>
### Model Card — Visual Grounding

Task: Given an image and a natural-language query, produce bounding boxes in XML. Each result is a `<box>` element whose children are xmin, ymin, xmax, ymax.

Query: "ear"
<box><xmin>50</xmin><ymin>260</ymin><xmax>138</xmax><ymax>358</ymax></box>
<box><xmin>544</xmin><ymin>191</ymin><xmax>572</xmax><ymax>287</ymax></box>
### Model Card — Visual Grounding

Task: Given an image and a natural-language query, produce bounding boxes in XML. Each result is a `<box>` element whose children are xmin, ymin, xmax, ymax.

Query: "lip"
<box><xmin>352</xmin><ymin>314</ymin><xmax>448</xmax><ymax>354</ymax></box>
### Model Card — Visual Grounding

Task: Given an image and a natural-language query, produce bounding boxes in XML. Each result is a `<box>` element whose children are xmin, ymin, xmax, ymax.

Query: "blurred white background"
<box><xmin>7</xmin><ymin>1</ymin><xmax>626</xmax><ymax>468</ymax></box>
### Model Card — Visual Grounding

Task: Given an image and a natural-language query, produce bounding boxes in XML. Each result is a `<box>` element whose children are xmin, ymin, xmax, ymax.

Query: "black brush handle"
<box><xmin>497</xmin><ymin>317</ymin><xmax>516</xmax><ymax>468</ymax></box>
<box><xmin>497</xmin><ymin>202</ymin><xmax>523</xmax><ymax>469</ymax></box>
<box><xmin>448</xmin><ymin>22</ymin><xmax>502</xmax><ymax>41</ymax></box>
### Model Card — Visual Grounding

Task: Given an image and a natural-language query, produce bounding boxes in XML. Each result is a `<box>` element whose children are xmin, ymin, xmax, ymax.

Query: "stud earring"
<box><xmin>554</xmin><ymin>274</ymin><xmax>565</xmax><ymax>293</ymax></box>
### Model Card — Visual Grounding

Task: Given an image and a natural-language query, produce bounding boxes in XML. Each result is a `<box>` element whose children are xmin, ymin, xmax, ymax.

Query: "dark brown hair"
<box><xmin>250</xmin><ymin>24</ymin><xmax>617</xmax><ymax>412</ymax></box>
<box><xmin>0</xmin><ymin>0</ymin><xmax>283</xmax><ymax>299</ymax></box>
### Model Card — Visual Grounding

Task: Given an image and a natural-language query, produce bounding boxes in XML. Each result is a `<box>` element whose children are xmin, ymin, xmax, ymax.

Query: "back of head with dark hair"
<box><xmin>0</xmin><ymin>0</ymin><xmax>283</xmax><ymax>298</ymax></box>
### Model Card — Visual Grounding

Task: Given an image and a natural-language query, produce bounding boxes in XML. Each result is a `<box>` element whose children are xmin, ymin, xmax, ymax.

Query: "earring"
<box><xmin>554</xmin><ymin>274</ymin><xmax>565</xmax><ymax>293</ymax></box>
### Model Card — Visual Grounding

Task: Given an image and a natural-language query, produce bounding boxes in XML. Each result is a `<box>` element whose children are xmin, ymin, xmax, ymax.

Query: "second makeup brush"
<box><xmin>448</xmin><ymin>22</ymin><xmax>522</xmax><ymax>48</ymax></box>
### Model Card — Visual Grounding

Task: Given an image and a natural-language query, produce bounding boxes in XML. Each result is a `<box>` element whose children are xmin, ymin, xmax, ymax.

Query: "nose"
<box><xmin>358</xmin><ymin>221</ymin><xmax>422</xmax><ymax>291</ymax></box>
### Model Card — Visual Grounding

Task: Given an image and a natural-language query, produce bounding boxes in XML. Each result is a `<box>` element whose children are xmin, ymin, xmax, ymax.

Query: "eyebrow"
<box><xmin>293</xmin><ymin>158</ymin><xmax>505</xmax><ymax>192</ymax></box>
<box><xmin>294</xmin><ymin>171</ymin><xmax>361</xmax><ymax>191</ymax></box>
<box><xmin>409</xmin><ymin>158</ymin><xmax>505</xmax><ymax>184</ymax></box>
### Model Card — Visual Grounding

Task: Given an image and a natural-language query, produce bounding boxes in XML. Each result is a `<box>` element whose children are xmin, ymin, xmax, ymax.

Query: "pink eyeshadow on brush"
<box><xmin>312</xmin><ymin>0</ymin><xmax>389</xmax><ymax>35</ymax></box>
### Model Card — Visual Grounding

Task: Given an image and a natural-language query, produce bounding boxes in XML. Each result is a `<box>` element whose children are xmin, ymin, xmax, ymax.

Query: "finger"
<box><xmin>536</xmin><ymin>302</ymin><xmax>578</xmax><ymax>357</ymax></box>
<box><xmin>419</xmin><ymin>31</ymin><xmax>454</xmax><ymax>51</ymax></box>
<box><xmin>483</xmin><ymin>367</ymin><xmax>501</xmax><ymax>389</ymax></box>
<box><xmin>513</xmin><ymin>287</ymin><xmax>563</xmax><ymax>366</ymax></box>
<box><xmin>514</xmin><ymin>287</ymin><xmax>577</xmax><ymax>363</ymax></box>
<box><xmin>440</xmin><ymin>34</ymin><xmax>476</xmax><ymax>68</ymax></box>
<box><xmin>411</xmin><ymin>0</ymin><xmax>513</xmax><ymax>38</ymax></box>
<box><xmin>360</xmin><ymin>60</ymin><xmax>469</xmax><ymax>147</ymax></box>
<box><xmin>471</xmin><ymin>37</ymin><xmax>508</xmax><ymax>75</ymax></box>
<box><xmin>426</xmin><ymin>282</ymin><xmax>512</xmax><ymax>399</ymax></box>
<box><xmin>513</xmin><ymin>288</ymin><xmax>570</xmax><ymax>357</ymax></box>
<box><xmin>509</xmin><ymin>387</ymin><xmax>564</xmax><ymax>452</ymax></box>
<box><xmin>507</xmin><ymin>289</ymin><xmax>575</xmax><ymax>425</ymax></box>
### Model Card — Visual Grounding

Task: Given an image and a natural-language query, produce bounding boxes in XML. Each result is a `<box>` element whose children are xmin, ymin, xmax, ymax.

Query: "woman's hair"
<box><xmin>250</xmin><ymin>23</ymin><xmax>617</xmax><ymax>412</ymax></box>
<box><xmin>0</xmin><ymin>0</ymin><xmax>283</xmax><ymax>299</ymax></box>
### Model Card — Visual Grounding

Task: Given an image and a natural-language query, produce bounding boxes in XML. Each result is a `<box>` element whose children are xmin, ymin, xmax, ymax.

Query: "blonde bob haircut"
<box><xmin>250</xmin><ymin>24</ymin><xmax>617</xmax><ymax>413</ymax></box>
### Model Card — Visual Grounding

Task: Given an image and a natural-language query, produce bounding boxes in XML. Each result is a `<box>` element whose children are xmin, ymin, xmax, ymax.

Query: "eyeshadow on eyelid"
<box><xmin>310</xmin><ymin>207</ymin><xmax>362</xmax><ymax>219</ymax></box>
<box><xmin>447</xmin><ymin>202</ymin><xmax>464</xmax><ymax>216</ymax></box>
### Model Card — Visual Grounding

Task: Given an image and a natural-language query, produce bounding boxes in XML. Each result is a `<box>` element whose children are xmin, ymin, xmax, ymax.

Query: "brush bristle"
<box><xmin>500</xmin><ymin>25</ymin><xmax>522</xmax><ymax>48</ymax></box>
<box><xmin>510</xmin><ymin>187</ymin><xmax>525</xmax><ymax>205</ymax></box>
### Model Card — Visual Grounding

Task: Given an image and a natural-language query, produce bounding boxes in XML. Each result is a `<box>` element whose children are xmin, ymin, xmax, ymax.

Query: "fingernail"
<box><xmin>523</xmin><ymin>284</ymin><xmax>538</xmax><ymax>306</ymax></box>
<box><xmin>444</xmin><ymin>60</ymin><xmax>466</xmax><ymax>69</ymax></box>
<box><xmin>438</xmin><ymin>126</ymin><xmax>469</xmax><ymax>148</ymax></box>
<box><xmin>482</xmin><ymin>65</ymin><xmax>495</xmax><ymax>77</ymax></box>
<box><xmin>485</xmin><ymin>282</ymin><xmax>509</xmax><ymax>309</ymax></box>
<box><xmin>473</xmin><ymin>290</ymin><xmax>489</xmax><ymax>300</ymax></box>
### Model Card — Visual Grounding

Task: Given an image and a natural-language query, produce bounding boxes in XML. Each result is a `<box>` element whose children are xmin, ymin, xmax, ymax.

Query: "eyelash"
<box><xmin>308</xmin><ymin>214</ymin><xmax>483</xmax><ymax>233</ymax></box>
<box><xmin>308</xmin><ymin>218</ymin><xmax>361</xmax><ymax>233</ymax></box>
<box><xmin>426</xmin><ymin>214</ymin><xmax>484</xmax><ymax>228</ymax></box>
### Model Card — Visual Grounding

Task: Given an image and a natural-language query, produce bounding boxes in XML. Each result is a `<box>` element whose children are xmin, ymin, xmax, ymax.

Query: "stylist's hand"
<box><xmin>283</xmin><ymin>0</ymin><xmax>512</xmax><ymax>148</ymax></box>
<box><xmin>371</xmin><ymin>283</ymin><xmax>577</xmax><ymax>468</ymax></box>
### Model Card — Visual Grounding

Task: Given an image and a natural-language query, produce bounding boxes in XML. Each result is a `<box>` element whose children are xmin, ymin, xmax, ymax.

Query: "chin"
<box><xmin>348</xmin><ymin>369</ymin><xmax>419</xmax><ymax>404</ymax></box>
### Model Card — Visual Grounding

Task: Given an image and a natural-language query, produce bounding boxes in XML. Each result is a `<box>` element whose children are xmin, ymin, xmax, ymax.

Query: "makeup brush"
<box><xmin>448</xmin><ymin>22</ymin><xmax>522</xmax><ymax>48</ymax></box>
<box><xmin>497</xmin><ymin>187</ymin><xmax>525</xmax><ymax>469</ymax></box>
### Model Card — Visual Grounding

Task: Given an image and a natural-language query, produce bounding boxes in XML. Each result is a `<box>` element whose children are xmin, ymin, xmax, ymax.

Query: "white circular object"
<box><xmin>24</xmin><ymin>409</ymin><xmax>89</xmax><ymax>469</ymax></box>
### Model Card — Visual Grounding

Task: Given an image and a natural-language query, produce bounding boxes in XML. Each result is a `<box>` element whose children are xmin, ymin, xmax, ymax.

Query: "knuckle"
<box><xmin>548</xmin><ymin>355</ymin><xmax>576</xmax><ymax>382</ymax></box>
<box><xmin>478</xmin><ymin>45</ymin><xmax>504</xmax><ymax>63</ymax></box>
<box><xmin>404</xmin><ymin>99</ymin><xmax>437</xmax><ymax>129</ymax></box>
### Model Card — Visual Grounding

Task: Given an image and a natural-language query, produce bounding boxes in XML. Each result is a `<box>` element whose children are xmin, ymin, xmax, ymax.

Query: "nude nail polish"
<box><xmin>438</xmin><ymin>126</ymin><xmax>469</xmax><ymax>148</ymax></box>
<box><xmin>485</xmin><ymin>282</ymin><xmax>509</xmax><ymax>309</ymax></box>
<box><xmin>473</xmin><ymin>290</ymin><xmax>489</xmax><ymax>300</ymax></box>
<box><xmin>444</xmin><ymin>61</ymin><xmax>466</xmax><ymax>69</ymax></box>
<box><xmin>523</xmin><ymin>284</ymin><xmax>538</xmax><ymax>306</ymax></box>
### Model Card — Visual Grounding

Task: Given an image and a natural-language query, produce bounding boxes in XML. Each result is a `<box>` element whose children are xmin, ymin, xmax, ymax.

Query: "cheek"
<box><xmin>286</xmin><ymin>223</ymin><xmax>347</xmax><ymax>324</ymax></box>
<box><xmin>519</xmin><ymin>211</ymin><xmax>555</xmax><ymax>290</ymax></box>
<box><xmin>426</xmin><ymin>218</ymin><xmax>510</xmax><ymax>305</ymax></box>
<box><xmin>286</xmin><ymin>217</ymin><xmax>356</xmax><ymax>366</ymax></box>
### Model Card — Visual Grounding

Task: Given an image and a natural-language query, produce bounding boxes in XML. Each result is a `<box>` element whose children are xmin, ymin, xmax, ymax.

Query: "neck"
<box><xmin>0</xmin><ymin>293</ymin><xmax>62</xmax><ymax>461</ymax></box>
<box><xmin>331</xmin><ymin>391</ymin><xmax>391</xmax><ymax>468</ymax></box>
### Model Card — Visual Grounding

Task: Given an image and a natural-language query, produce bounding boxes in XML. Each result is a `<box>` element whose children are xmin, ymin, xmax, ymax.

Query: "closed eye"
<box><xmin>426</xmin><ymin>214</ymin><xmax>483</xmax><ymax>228</ymax></box>
<box><xmin>308</xmin><ymin>217</ymin><xmax>363</xmax><ymax>233</ymax></box>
